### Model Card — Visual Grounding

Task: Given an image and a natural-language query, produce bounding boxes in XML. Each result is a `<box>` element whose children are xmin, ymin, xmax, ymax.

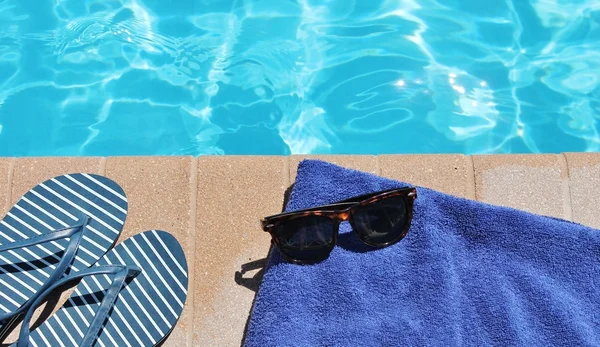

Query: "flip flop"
<box><xmin>14</xmin><ymin>230</ymin><xmax>188</xmax><ymax>347</ymax></box>
<box><xmin>0</xmin><ymin>173</ymin><xmax>128</xmax><ymax>338</ymax></box>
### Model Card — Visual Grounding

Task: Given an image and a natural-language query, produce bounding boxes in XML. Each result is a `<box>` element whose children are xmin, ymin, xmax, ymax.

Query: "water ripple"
<box><xmin>0</xmin><ymin>0</ymin><xmax>598</xmax><ymax>155</ymax></box>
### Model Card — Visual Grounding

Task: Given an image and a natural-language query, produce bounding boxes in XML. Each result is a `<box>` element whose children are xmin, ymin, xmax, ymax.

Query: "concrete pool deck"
<box><xmin>0</xmin><ymin>153</ymin><xmax>599</xmax><ymax>346</ymax></box>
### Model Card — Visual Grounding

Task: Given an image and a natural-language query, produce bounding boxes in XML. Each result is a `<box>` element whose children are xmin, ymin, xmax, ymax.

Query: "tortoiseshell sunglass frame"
<box><xmin>260</xmin><ymin>187</ymin><xmax>418</xmax><ymax>263</ymax></box>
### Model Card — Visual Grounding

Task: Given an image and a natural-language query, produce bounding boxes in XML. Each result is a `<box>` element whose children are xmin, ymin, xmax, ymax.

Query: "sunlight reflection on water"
<box><xmin>0</xmin><ymin>0</ymin><xmax>599</xmax><ymax>155</ymax></box>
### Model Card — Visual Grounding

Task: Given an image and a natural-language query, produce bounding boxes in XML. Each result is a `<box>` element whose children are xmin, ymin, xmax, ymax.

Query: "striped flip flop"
<box><xmin>14</xmin><ymin>230</ymin><xmax>188</xmax><ymax>347</ymax></box>
<box><xmin>0</xmin><ymin>174</ymin><xmax>128</xmax><ymax>338</ymax></box>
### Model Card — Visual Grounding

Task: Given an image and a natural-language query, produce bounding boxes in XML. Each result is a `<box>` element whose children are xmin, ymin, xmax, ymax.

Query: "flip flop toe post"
<box><xmin>16</xmin><ymin>230</ymin><xmax>188</xmax><ymax>347</ymax></box>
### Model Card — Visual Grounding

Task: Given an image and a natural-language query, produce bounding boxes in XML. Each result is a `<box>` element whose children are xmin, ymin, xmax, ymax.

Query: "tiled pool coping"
<box><xmin>1</xmin><ymin>153</ymin><xmax>599</xmax><ymax>346</ymax></box>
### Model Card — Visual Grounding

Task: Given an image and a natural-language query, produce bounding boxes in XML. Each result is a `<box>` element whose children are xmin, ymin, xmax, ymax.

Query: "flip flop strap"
<box><xmin>17</xmin><ymin>264</ymin><xmax>142</xmax><ymax>347</ymax></box>
<box><xmin>0</xmin><ymin>216</ymin><xmax>90</xmax><ymax>323</ymax></box>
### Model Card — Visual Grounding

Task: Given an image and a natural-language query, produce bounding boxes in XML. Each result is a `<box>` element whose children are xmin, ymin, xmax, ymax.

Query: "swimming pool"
<box><xmin>0</xmin><ymin>0</ymin><xmax>598</xmax><ymax>156</ymax></box>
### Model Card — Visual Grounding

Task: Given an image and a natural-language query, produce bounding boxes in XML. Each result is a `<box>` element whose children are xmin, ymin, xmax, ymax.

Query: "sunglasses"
<box><xmin>261</xmin><ymin>187</ymin><xmax>417</xmax><ymax>264</ymax></box>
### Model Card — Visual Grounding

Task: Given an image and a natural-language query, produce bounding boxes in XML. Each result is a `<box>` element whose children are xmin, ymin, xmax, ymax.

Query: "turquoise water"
<box><xmin>0</xmin><ymin>0</ymin><xmax>599</xmax><ymax>156</ymax></box>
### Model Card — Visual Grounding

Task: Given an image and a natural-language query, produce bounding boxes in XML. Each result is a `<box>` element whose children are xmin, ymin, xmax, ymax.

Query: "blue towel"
<box><xmin>244</xmin><ymin>159</ymin><xmax>600</xmax><ymax>346</ymax></box>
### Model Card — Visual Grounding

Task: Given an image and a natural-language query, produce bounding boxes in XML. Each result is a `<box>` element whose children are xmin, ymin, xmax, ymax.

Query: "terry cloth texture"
<box><xmin>244</xmin><ymin>159</ymin><xmax>600</xmax><ymax>346</ymax></box>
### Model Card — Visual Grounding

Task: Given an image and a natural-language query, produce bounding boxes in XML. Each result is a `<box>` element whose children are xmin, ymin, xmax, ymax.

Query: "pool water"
<box><xmin>0</xmin><ymin>0</ymin><xmax>599</xmax><ymax>156</ymax></box>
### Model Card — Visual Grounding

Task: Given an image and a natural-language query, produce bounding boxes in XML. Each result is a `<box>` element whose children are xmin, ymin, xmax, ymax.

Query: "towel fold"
<box><xmin>244</xmin><ymin>159</ymin><xmax>600</xmax><ymax>346</ymax></box>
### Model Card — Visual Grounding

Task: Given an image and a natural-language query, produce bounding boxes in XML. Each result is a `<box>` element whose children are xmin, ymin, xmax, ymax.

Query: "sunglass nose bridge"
<box><xmin>336</xmin><ymin>211</ymin><xmax>351</xmax><ymax>221</ymax></box>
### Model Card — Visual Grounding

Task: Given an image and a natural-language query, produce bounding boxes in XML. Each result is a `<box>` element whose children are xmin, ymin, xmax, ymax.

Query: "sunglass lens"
<box><xmin>352</xmin><ymin>196</ymin><xmax>409</xmax><ymax>246</ymax></box>
<box><xmin>272</xmin><ymin>215</ymin><xmax>336</xmax><ymax>262</ymax></box>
